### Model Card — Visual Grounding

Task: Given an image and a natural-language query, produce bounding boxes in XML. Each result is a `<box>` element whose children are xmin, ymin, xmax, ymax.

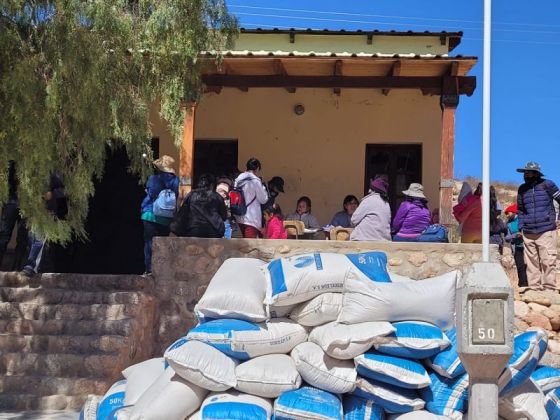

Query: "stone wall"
<box><xmin>152</xmin><ymin>237</ymin><xmax>496</xmax><ymax>354</ymax></box>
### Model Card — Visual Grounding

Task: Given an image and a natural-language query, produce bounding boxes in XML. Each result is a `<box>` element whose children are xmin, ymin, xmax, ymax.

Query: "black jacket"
<box><xmin>171</xmin><ymin>189</ymin><xmax>226</xmax><ymax>238</ymax></box>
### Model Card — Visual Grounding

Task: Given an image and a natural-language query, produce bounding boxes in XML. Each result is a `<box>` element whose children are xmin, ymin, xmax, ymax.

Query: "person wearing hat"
<box><xmin>504</xmin><ymin>203</ymin><xmax>528</xmax><ymax>289</ymax></box>
<box><xmin>391</xmin><ymin>183</ymin><xmax>431</xmax><ymax>242</ymax></box>
<box><xmin>350</xmin><ymin>176</ymin><xmax>391</xmax><ymax>241</ymax></box>
<box><xmin>516</xmin><ymin>161</ymin><xmax>560</xmax><ymax>291</ymax></box>
<box><xmin>140</xmin><ymin>155</ymin><xmax>179</xmax><ymax>275</ymax></box>
<box><xmin>262</xmin><ymin>176</ymin><xmax>285</xmax><ymax>211</ymax></box>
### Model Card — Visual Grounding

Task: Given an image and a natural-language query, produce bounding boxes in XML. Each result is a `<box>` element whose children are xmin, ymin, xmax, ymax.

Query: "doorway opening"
<box><xmin>193</xmin><ymin>139</ymin><xmax>238</xmax><ymax>186</ymax></box>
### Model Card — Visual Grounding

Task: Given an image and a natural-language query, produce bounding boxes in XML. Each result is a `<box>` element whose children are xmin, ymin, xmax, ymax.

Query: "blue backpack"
<box><xmin>153</xmin><ymin>188</ymin><xmax>177</xmax><ymax>218</ymax></box>
<box><xmin>418</xmin><ymin>224</ymin><xmax>449</xmax><ymax>243</ymax></box>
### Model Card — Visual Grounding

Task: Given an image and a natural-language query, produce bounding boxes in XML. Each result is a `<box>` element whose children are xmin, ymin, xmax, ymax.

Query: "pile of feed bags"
<box><xmin>81</xmin><ymin>253</ymin><xmax>559</xmax><ymax>420</ymax></box>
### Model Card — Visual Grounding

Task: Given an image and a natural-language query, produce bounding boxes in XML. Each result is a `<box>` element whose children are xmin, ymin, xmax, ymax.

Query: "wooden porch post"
<box><xmin>179</xmin><ymin>102</ymin><xmax>197</xmax><ymax>200</ymax></box>
<box><xmin>439</xmin><ymin>92</ymin><xmax>459</xmax><ymax>227</ymax></box>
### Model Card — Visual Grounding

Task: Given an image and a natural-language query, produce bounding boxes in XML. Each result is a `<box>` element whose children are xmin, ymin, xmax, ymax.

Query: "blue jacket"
<box><xmin>141</xmin><ymin>172</ymin><xmax>179</xmax><ymax>214</ymax></box>
<box><xmin>517</xmin><ymin>178</ymin><xmax>560</xmax><ymax>234</ymax></box>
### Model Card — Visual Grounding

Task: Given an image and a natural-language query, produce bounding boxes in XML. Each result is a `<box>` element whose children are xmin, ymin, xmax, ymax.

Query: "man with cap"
<box><xmin>516</xmin><ymin>161</ymin><xmax>560</xmax><ymax>292</ymax></box>
<box><xmin>263</xmin><ymin>176</ymin><xmax>285</xmax><ymax>209</ymax></box>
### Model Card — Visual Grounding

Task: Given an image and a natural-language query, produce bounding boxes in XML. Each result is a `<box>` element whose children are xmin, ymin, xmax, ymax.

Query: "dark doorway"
<box><xmin>193</xmin><ymin>139</ymin><xmax>238</xmax><ymax>185</ymax></box>
<box><xmin>55</xmin><ymin>146</ymin><xmax>146</xmax><ymax>274</ymax></box>
<box><xmin>364</xmin><ymin>144</ymin><xmax>422</xmax><ymax>214</ymax></box>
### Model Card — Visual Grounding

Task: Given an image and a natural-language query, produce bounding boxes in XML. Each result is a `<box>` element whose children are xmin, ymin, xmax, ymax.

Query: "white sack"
<box><xmin>130</xmin><ymin>367</ymin><xmax>207</xmax><ymax>420</ymax></box>
<box><xmin>499</xmin><ymin>378</ymin><xmax>547</xmax><ymax>420</ymax></box>
<box><xmin>309</xmin><ymin>321</ymin><xmax>395</xmax><ymax>360</ymax></box>
<box><xmin>264</xmin><ymin>252</ymin><xmax>390</xmax><ymax>306</ymax></box>
<box><xmin>200</xmin><ymin>390</ymin><xmax>272</xmax><ymax>419</ymax></box>
<box><xmin>388</xmin><ymin>411</ymin><xmax>451</xmax><ymax>419</ymax></box>
<box><xmin>194</xmin><ymin>258</ymin><xmax>268</xmax><ymax>322</ymax></box>
<box><xmin>338</xmin><ymin>270</ymin><xmax>458</xmax><ymax>330</ymax></box>
<box><xmin>235</xmin><ymin>354</ymin><xmax>301</xmax><ymax>398</ymax></box>
<box><xmin>122</xmin><ymin>358</ymin><xmax>166</xmax><ymax>405</ymax></box>
<box><xmin>115</xmin><ymin>406</ymin><xmax>133</xmax><ymax>420</ymax></box>
<box><xmin>78</xmin><ymin>395</ymin><xmax>100</xmax><ymax>420</ymax></box>
<box><xmin>97</xmin><ymin>380</ymin><xmax>127</xmax><ymax>420</ymax></box>
<box><xmin>164</xmin><ymin>339</ymin><xmax>237</xmax><ymax>391</ymax></box>
<box><xmin>268</xmin><ymin>304</ymin><xmax>295</xmax><ymax>318</ymax></box>
<box><xmin>290</xmin><ymin>293</ymin><xmax>343</xmax><ymax>327</ymax></box>
<box><xmin>291</xmin><ymin>341</ymin><xmax>357</xmax><ymax>394</ymax></box>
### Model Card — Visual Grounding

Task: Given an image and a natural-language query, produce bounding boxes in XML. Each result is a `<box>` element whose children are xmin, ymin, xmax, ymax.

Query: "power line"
<box><xmin>235</xmin><ymin>11</ymin><xmax>560</xmax><ymax>36</ymax></box>
<box><xmin>230</xmin><ymin>4</ymin><xmax>560</xmax><ymax>30</ymax></box>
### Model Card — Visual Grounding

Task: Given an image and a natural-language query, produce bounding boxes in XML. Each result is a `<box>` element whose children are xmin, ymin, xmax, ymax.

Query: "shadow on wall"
<box><xmin>55</xmin><ymin>147</ymin><xmax>145</xmax><ymax>275</ymax></box>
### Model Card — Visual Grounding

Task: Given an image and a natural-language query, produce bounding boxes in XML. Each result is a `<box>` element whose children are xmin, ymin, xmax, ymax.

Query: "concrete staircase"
<box><xmin>0</xmin><ymin>272</ymin><xmax>157</xmax><ymax>411</ymax></box>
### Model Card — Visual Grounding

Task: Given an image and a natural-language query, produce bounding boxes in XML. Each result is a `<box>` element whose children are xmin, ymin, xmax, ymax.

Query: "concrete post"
<box><xmin>457</xmin><ymin>262</ymin><xmax>514</xmax><ymax>420</ymax></box>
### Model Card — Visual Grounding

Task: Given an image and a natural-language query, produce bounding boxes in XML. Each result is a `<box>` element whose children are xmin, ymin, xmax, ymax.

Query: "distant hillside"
<box><xmin>453</xmin><ymin>177</ymin><xmax>518</xmax><ymax>208</ymax></box>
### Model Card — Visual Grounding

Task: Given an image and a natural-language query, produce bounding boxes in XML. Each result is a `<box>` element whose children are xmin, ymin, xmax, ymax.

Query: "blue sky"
<box><xmin>227</xmin><ymin>0</ymin><xmax>560</xmax><ymax>184</ymax></box>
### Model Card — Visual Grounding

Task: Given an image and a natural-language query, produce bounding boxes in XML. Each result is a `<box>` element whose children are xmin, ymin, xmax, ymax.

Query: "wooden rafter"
<box><xmin>382</xmin><ymin>61</ymin><xmax>401</xmax><ymax>96</ymax></box>
<box><xmin>273</xmin><ymin>59</ymin><xmax>295</xmax><ymax>93</ymax></box>
<box><xmin>202</xmin><ymin>75</ymin><xmax>476</xmax><ymax>96</ymax></box>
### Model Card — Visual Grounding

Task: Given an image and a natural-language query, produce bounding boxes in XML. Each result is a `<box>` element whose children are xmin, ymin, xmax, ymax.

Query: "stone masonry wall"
<box><xmin>152</xmin><ymin>238</ymin><xmax>496</xmax><ymax>355</ymax></box>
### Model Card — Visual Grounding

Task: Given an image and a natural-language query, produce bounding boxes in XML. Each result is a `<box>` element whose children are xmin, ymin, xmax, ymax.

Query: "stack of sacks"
<box><xmin>83</xmin><ymin>253</ymin><xmax>560</xmax><ymax>420</ymax></box>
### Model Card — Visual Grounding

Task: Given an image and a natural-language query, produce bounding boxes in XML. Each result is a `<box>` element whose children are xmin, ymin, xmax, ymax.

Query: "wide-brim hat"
<box><xmin>516</xmin><ymin>161</ymin><xmax>543</xmax><ymax>176</ymax></box>
<box><xmin>153</xmin><ymin>155</ymin><xmax>175</xmax><ymax>174</ymax></box>
<box><xmin>402</xmin><ymin>183</ymin><xmax>426</xmax><ymax>199</ymax></box>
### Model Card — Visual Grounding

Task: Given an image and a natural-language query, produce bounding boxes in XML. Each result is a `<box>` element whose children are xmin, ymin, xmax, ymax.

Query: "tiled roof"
<box><xmin>202</xmin><ymin>51</ymin><xmax>476</xmax><ymax>60</ymax></box>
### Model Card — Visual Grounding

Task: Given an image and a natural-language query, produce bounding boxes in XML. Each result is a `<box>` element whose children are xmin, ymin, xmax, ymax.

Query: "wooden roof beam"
<box><xmin>202</xmin><ymin>75</ymin><xmax>476</xmax><ymax>96</ymax></box>
<box><xmin>273</xmin><ymin>59</ymin><xmax>296</xmax><ymax>93</ymax></box>
<box><xmin>333</xmin><ymin>59</ymin><xmax>343</xmax><ymax>96</ymax></box>
<box><xmin>382</xmin><ymin>61</ymin><xmax>401</xmax><ymax>96</ymax></box>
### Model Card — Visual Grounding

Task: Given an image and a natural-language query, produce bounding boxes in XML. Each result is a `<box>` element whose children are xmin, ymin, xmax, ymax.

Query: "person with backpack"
<box><xmin>516</xmin><ymin>161</ymin><xmax>560</xmax><ymax>292</ymax></box>
<box><xmin>171</xmin><ymin>174</ymin><xmax>227</xmax><ymax>238</ymax></box>
<box><xmin>232</xmin><ymin>158</ymin><xmax>269</xmax><ymax>238</ymax></box>
<box><xmin>140</xmin><ymin>155</ymin><xmax>179</xmax><ymax>275</ymax></box>
<box><xmin>21</xmin><ymin>174</ymin><xmax>67</xmax><ymax>276</ymax></box>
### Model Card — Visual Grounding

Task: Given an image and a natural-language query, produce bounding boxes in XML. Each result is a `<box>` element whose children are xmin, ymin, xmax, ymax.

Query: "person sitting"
<box><xmin>392</xmin><ymin>183</ymin><xmax>431</xmax><ymax>242</ymax></box>
<box><xmin>262</xmin><ymin>204</ymin><xmax>287</xmax><ymax>239</ymax></box>
<box><xmin>330</xmin><ymin>195</ymin><xmax>359</xmax><ymax>228</ymax></box>
<box><xmin>453</xmin><ymin>182</ymin><xmax>482</xmax><ymax>243</ymax></box>
<box><xmin>350</xmin><ymin>177</ymin><xmax>391</xmax><ymax>241</ymax></box>
<box><xmin>171</xmin><ymin>174</ymin><xmax>227</xmax><ymax>238</ymax></box>
<box><xmin>285</xmin><ymin>196</ymin><xmax>321</xmax><ymax>229</ymax></box>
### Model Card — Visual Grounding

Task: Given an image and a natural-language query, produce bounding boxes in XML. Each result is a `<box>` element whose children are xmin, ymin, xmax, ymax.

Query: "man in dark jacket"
<box><xmin>516</xmin><ymin>161</ymin><xmax>560</xmax><ymax>292</ymax></box>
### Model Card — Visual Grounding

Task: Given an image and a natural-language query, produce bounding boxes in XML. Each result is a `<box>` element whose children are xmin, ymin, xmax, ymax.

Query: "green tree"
<box><xmin>0</xmin><ymin>0</ymin><xmax>237</xmax><ymax>242</ymax></box>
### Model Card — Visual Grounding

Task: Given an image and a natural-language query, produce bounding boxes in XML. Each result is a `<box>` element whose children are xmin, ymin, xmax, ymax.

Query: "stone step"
<box><xmin>0</xmin><ymin>393</ymin><xmax>86</xmax><ymax>411</ymax></box>
<box><xmin>0</xmin><ymin>272</ymin><xmax>36</xmax><ymax>288</ymax></box>
<box><xmin>0</xmin><ymin>376</ymin><xmax>112</xmax><ymax>398</ymax></box>
<box><xmin>0</xmin><ymin>318</ymin><xmax>131</xmax><ymax>336</ymax></box>
<box><xmin>38</xmin><ymin>273</ymin><xmax>153</xmax><ymax>292</ymax></box>
<box><xmin>0</xmin><ymin>287</ymin><xmax>145</xmax><ymax>305</ymax></box>
<box><xmin>0</xmin><ymin>352</ymin><xmax>123</xmax><ymax>378</ymax></box>
<box><xmin>0</xmin><ymin>334</ymin><xmax>128</xmax><ymax>355</ymax></box>
<box><xmin>0</xmin><ymin>302</ymin><xmax>133</xmax><ymax>321</ymax></box>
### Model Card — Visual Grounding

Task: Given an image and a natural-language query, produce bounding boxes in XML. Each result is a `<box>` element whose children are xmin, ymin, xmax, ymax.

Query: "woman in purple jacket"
<box><xmin>392</xmin><ymin>183</ymin><xmax>431</xmax><ymax>241</ymax></box>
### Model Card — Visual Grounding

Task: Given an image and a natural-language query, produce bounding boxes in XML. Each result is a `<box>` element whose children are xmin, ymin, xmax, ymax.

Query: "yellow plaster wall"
<box><xmin>151</xmin><ymin>88</ymin><xmax>443</xmax><ymax>226</ymax></box>
<box><xmin>233</xmin><ymin>33</ymin><xmax>449</xmax><ymax>55</ymax></box>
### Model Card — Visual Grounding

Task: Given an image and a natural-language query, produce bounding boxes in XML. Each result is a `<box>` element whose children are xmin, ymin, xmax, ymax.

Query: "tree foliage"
<box><xmin>0</xmin><ymin>0</ymin><xmax>237</xmax><ymax>242</ymax></box>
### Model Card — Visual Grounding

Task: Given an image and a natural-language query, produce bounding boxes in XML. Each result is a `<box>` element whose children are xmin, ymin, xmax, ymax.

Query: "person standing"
<box><xmin>264</xmin><ymin>176</ymin><xmax>285</xmax><ymax>209</ymax></box>
<box><xmin>453</xmin><ymin>183</ymin><xmax>482</xmax><ymax>243</ymax></box>
<box><xmin>350</xmin><ymin>177</ymin><xmax>391</xmax><ymax>242</ymax></box>
<box><xmin>0</xmin><ymin>161</ymin><xmax>28</xmax><ymax>270</ymax></box>
<box><xmin>233</xmin><ymin>158</ymin><xmax>269</xmax><ymax>238</ymax></box>
<box><xmin>505</xmin><ymin>204</ymin><xmax>528</xmax><ymax>289</ymax></box>
<box><xmin>516</xmin><ymin>161</ymin><xmax>560</xmax><ymax>292</ymax></box>
<box><xmin>140</xmin><ymin>156</ymin><xmax>179</xmax><ymax>275</ymax></box>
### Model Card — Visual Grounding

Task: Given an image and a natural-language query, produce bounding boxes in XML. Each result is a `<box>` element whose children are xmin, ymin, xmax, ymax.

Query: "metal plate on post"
<box><xmin>471</xmin><ymin>299</ymin><xmax>505</xmax><ymax>345</ymax></box>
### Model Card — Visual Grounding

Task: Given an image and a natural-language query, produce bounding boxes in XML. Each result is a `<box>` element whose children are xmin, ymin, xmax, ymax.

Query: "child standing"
<box><xmin>262</xmin><ymin>204</ymin><xmax>287</xmax><ymax>239</ymax></box>
<box><xmin>505</xmin><ymin>204</ymin><xmax>528</xmax><ymax>289</ymax></box>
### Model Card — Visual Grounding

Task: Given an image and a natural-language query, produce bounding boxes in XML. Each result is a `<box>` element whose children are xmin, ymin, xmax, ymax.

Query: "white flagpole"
<box><xmin>482</xmin><ymin>0</ymin><xmax>492</xmax><ymax>262</ymax></box>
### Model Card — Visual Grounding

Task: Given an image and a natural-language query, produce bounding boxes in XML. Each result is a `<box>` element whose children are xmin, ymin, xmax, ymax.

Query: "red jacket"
<box><xmin>264</xmin><ymin>215</ymin><xmax>287</xmax><ymax>239</ymax></box>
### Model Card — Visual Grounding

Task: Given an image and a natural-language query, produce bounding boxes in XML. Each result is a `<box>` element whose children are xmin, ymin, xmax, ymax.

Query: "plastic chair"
<box><xmin>283</xmin><ymin>220</ymin><xmax>305</xmax><ymax>239</ymax></box>
<box><xmin>329</xmin><ymin>227</ymin><xmax>353</xmax><ymax>241</ymax></box>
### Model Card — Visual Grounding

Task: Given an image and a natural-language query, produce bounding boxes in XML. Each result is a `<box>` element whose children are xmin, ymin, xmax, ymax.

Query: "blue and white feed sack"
<box><xmin>532</xmin><ymin>365</ymin><xmax>560</xmax><ymax>393</ymax></box>
<box><xmin>343</xmin><ymin>394</ymin><xmax>385</xmax><ymax>420</ymax></box>
<box><xmin>499</xmin><ymin>329</ymin><xmax>548</xmax><ymax>397</ymax></box>
<box><xmin>354</xmin><ymin>351</ymin><xmax>431</xmax><ymax>389</ymax></box>
<box><xmin>264</xmin><ymin>252</ymin><xmax>390</xmax><ymax>306</ymax></box>
<box><xmin>185</xmin><ymin>318</ymin><xmax>308</xmax><ymax>360</ymax></box>
<box><xmin>419</xmin><ymin>371</ymin><xmax>468</xmax><ymax>418</ymax></box>
<box><xmin>353</xmin><ymin>377</ymin><xmax>424</xmax><ymax>414</ymax></box>
<box><xmin>374</xmin><ymin>322</ymin><xmax>450</xmax><ymax>359</ymax></box>
<box><xmin>274</xmin><ymin>386</ymin><xmax>344</xmax><ymax>420</ymax></box>
<box><xmin>545</xmin><ymin>387</ymin><xmax>560</xmax><ymax>420</ymax></box>
<box><xmin>201</xmin><ymin>391</ymin><xmax>272</xmax><ymax>420</ymax></box>
<box><xmin>426</xmin><ymin>327</ymin><xmax>465</xmax><ymax>379</ymax></box>
<box><xmin>96</xmin><ymin>379</ymin><xmax>126</xmax><ymax>420</ymax></box>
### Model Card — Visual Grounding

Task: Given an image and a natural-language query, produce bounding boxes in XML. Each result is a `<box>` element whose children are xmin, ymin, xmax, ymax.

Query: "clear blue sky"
<box><xmin>227</xmin><ymin>0</ymin><xmax>560</xmax><ymax>184</ymax></box>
